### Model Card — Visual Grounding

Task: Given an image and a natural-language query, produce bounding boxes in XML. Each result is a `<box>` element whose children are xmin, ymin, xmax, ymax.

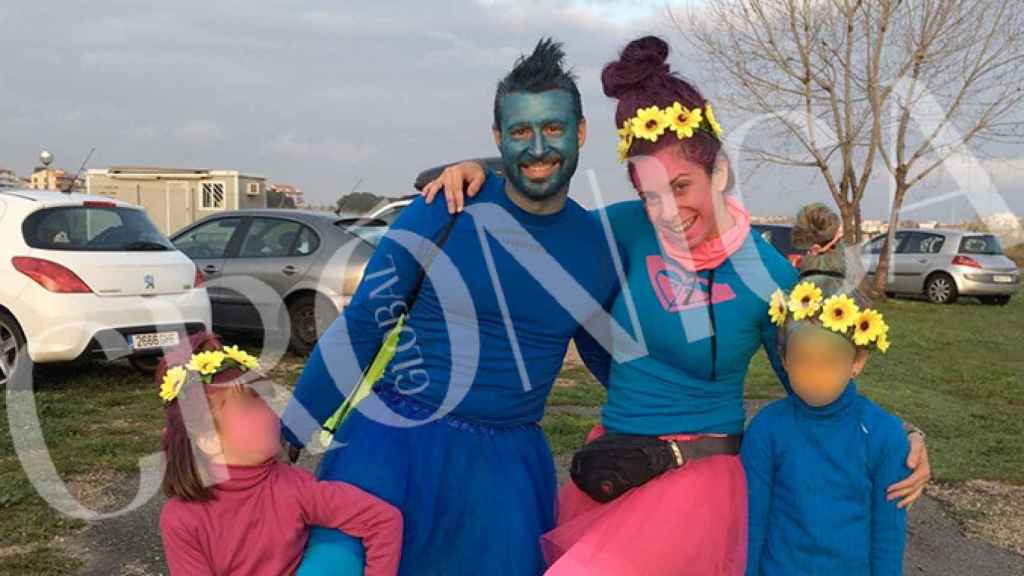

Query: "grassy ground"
<box><xmin>0</xmin><ymin>362</ymin><xmax>164</xmax><ymax>573</ymax></box>
<box><xmin>541</xmin><ymin>295</ymin><xmax>1024</xmax><ymax>484</ymax></box>
<box><xmin>746</xmin><ymin>295</ymin><xmax>1024</xmax><ymax>483</ymax></box>
<box><xmin>1</xmin><ymin>295</ymin><xmax>1021</xmax><ymax>573</ymax></box>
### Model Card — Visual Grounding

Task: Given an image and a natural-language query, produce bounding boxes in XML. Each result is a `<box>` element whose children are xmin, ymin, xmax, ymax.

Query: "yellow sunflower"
<box><xmin>187</xmin><ymin>350</ymin><xmax>226</xmax><ymax>376</ymax></box>
<box><xmin>876</xmin><ymin>331</ymin><xmax>891</xmax><ymax>354</ymax></box>
<box><xmin>787</xmin><ymin>281</ymin><xmax>824</xmax><ymax>321</ymax></box>
<box><xmin>666</xmin><ymin>102</ymin><xmax>703</xmax><ymax>140</ymax></box>
<box><xmin>223</xmin><ymin>345</ymin><xmax>260</xmax><ymax>371</ymax></box>
<box><xmin>159</xmin><ymin>365</ymin><xmax>188</xmax><ymax>403</ymax></box>
<box><xmin>769</xmin><ymin>289</ymin><xmax>788</xmax><ymax>326</ymax></box>
<box><xmin>819</xmin><ymin>294</ymin><xmax>860</xmax><ymax>334</ymax></box>
<box><xmin>631</xmin><ymin>106</ymin><xmax>670</xmax><ymax>142</ymax></box>
<box><xmin>852</xmin><ymin>309</ymin><xmax>887</xmax><ymax>346</ymax></box>
<box><xmin>617</xmin><ymin>119</ymin><xmax>635</xmax><ymax>162</ymax></box>
<box><xmin>705</xmin><ymin>103</ymin><xmax>723</xmax><ymax>138</ymax></box>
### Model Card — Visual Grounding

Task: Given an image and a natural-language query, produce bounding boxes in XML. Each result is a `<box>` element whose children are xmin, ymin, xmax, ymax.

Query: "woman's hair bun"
<box><xmin>792</xmin><ymin>203</ymin><xmax>842</xmax><ymax>250</ymax></box>
<box><xmin>602</xmin><ymin>36</ymin><xmax>671</xmax><ymax>99</ymax></box>
<box><xmin>790</xmin><ymin>203</ymin><xmax>859</xmax><ymax>300</ymax></box>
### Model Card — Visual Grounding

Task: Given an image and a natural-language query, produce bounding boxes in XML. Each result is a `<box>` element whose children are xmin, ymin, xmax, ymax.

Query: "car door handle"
<box><xmin>203</xmin><ymin>264</ymin><xmax>220</xmax><ymax>274</ymax></box>
<box><xmin>918</xmin><ymin>259</ymin><xmax>928</xmax><ymax>264</ymax></box>
<box><xmin>282</xmin><ymin>265</ymin><xmax>297</xmax><ymax>276</ymax></box>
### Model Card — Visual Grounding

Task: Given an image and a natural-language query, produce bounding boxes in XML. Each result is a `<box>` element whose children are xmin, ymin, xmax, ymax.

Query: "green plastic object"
<box><xmin>319</xmin><ymin>314</ymin><xmax>407</xmax><ymax>448</ymax></box>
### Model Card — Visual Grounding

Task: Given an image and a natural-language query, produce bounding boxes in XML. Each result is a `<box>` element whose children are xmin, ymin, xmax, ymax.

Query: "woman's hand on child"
<box><xmin>886</xmin><ymin>431</ymin><xmax>930</xmax><ymax>509</ymax></box>
<box><xmin>421</xmin><ymin>161</ymin><xmax>487</xmax><ymax>214</ymax></box>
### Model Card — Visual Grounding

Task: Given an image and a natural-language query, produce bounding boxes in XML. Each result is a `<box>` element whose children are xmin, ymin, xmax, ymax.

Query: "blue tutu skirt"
<box><xmin>297</xmin><ymin>388</ymin><xmax>557</xmax><ymax>576</ymax></box>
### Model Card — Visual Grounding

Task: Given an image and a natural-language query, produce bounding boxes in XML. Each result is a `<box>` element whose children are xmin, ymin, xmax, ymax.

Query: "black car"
<box><xmin>753</xmin><ymin>224</ymin><xmax>805</xmax><ymax>268</ymax></box>
<box><xmin>413</xmin><ymin>157</ymin><xmax>504</xmax><ymax>191</ymax></box>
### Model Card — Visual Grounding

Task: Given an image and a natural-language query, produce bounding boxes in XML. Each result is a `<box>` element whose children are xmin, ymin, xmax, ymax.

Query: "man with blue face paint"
<box><xmin>495</xmin><ymin>89</ymin><xmax>582</xmax><ymax>204</ymax></box>
<box><xmin>282</xmin><ymin>39</ymin><xmax>619</xmax><ymax>575</ymax></box>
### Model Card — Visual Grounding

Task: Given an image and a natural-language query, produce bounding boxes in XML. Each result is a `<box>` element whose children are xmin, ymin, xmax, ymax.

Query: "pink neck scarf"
<box><xmin>655</xmin><ymin>195</ymin><xmax>751</xmax><ymax>272</ymax></box>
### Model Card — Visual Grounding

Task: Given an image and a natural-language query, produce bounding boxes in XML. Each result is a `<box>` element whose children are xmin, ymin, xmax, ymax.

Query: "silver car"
<box><xmin>861</xmin><ymin>229</ymin><xmax>1020</xmax><ymax>305</ymax></box>
<box><xmin>171</xmin><ymin>210</ymin><xmax>385</xmax><ymax>352</ymax></box>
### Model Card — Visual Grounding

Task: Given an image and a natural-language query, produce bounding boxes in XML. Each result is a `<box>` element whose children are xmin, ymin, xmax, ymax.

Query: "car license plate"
<box><xmin>131</xmin><ymin>332</ymin><xmax>180</xmax><ymax>350</ymax></box>
<box><xmin>993</xmin><ymin>275</ymin><xmax>1014</xmax><ymax>283</ymax></box>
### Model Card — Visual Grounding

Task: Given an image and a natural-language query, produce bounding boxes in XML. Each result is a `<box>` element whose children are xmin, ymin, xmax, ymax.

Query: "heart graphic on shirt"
<box><xmin>646</xmin><ymin>255</ymin><xmax>737</xmax><ymax>312</ymax></box>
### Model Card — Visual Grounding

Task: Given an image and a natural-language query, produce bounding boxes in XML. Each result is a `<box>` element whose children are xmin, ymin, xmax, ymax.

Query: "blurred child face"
<box><xmin>201</xmin><ymin>385</ymin><xmax>281</xmax><ymax>466</ymax></box>
<box><xmin>784</xmin><ymin>328</ymin><xmax>869</xmax><ymax>407</ymax></box>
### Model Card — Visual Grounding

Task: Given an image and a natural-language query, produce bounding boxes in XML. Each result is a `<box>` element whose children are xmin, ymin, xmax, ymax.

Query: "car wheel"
<box><xmin>979</xmin><ymin>295</ymin><xmax>1011</xmax><ymax>306</ymax></box>
<box><xmin>0</xmin><ymin>310</ymin><xmax>27</xmax><ymax>390</ymax></box>
<box><xmin>288</xmin><ymin>294</ymin><xmax>337</xmax><ymax>355</ymax></box>
<box><xmin>130</xmin><ymin>355</ymin><xmax>163</xmax><ymax>376</ymax></box>
<box><xmin>925</xmin><ymin>273</ymin><xmax>958</xmax><ymax>304</ymax></box>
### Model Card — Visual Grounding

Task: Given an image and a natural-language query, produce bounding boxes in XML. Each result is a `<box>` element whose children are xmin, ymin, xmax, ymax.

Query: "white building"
<box><xmin>86</xmin><ymin>166</ymin><xmax>267</xmax><ymax>235</ymax></box>
<box><xmin>981</xmin><ymin>212</ymin><xmax>1022</xmax><ymax>231</ymax></box>
<box><xmin>861</xmin><ymin>220</ymin><xmax>888</xmax><ymax>235</ymax></box>
<box><xmin>0</xmin><ymin>167</ymin><xmax>20</xmax><ymax>189</ymax></box>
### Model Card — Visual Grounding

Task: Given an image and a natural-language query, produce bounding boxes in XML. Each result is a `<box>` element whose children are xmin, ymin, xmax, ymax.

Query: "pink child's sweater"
<box><xmin>160</xmin><ymin>459</ymin><xmax>402</xmax><ymax>576</ymax></box>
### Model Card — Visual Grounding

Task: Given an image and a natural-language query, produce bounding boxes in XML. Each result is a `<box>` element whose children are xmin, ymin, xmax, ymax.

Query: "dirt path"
<box><xmin>77</xmin><ymin>449</ymin><xmax>324</xmax><ymax>576</ymax></box>
<box><xmin>75</xmin><ymin>407</ymin><xmax>1024</xmax><ymax>576</ymax></box>
<box><xmin>76</xmin><ymin>469</ymin><xmax>1024</xmax><ymax>576</ymax></box>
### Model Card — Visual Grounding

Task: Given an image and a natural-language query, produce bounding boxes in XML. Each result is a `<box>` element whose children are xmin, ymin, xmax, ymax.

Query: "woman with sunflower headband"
<box><xmin>422</xmin><ymin>35</ymin><xmax>929</xmax><ymax>575</ymax></box>
<box><xmin>157</xmin><ymin>333</ymin><xmax>403</xmax><ymax>576</ymax></box>
<box><xmin>744</xmin><ymin>203</ymin><xmax>908</xmax><ymax>575</ymax></box>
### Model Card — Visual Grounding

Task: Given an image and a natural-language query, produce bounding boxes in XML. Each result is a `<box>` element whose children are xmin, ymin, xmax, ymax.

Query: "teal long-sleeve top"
<box><xmin>741</xmin><ymin>382</ymin><xmax>910</xmax><ymax>576</ymax></box>
<box><xmin>575</xmin><ymin>200</ymin><xmax>799</xmax><ymax>435</ymax></box>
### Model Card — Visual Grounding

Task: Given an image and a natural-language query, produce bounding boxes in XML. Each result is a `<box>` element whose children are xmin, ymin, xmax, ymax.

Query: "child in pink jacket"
<box><xmin>157</xmin><ymin>334</ymin><xmax>402</xmax><ymax>576</ymax></box>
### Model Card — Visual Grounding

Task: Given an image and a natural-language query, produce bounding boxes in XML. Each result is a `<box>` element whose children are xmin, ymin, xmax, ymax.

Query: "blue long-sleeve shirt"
<box><xmin>577</xmin><ymin>200</ymin><xmax>798</xmax><ymax>435</ymax></box>
<box><xmin>282</xmin><ymin>174</ymin><xmax>618</xmax><ymax>444</ymax></box>
<box><xmin>741</xmin><ymin>382</ymin><xmax>910</xmax><ymax>576</ymax></box>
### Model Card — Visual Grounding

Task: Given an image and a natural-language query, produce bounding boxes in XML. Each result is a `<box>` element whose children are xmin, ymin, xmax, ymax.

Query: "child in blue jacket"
<box><xmin>741</xmin><ymin>203</ymin><xmax>910</xmax><ymax>576</ymax></box>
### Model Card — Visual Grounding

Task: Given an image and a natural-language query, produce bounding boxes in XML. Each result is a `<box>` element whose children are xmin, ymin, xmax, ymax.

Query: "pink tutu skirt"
<box><xmin>542</xmin><ymin>425</ymin><xmax>748</xmax><ymax>576</ymax></box>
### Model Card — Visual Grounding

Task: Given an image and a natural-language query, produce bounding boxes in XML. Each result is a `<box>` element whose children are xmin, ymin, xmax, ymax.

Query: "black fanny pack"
<box><xmin>569</xmin><ymin>433</ymin><xmax>742</xmax><ymax>503</ymax></box>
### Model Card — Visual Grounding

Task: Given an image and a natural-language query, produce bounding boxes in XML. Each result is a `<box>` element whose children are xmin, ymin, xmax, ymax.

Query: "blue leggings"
<box><xmin>296</xmin><ymin>527</ymin><xmax>365</xmax><ymax>576</ymax></box>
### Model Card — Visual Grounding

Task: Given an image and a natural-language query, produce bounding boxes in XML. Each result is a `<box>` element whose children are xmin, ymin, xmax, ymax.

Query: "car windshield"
<box><xmin>372</xmin><ymin>205</ymin><xmax>407</xmax><ymax>224</ymax></box>
<box><xmin>23</xmin><ymin>205</ymin><xmax>174</xmax><ymax>252</ymax></box>
<box><xmin>335</xmin><ymin>219</ymin><xmax>387</xmax><ymax>247</ymax></box>
<box><xmin>959</xmin><ymin>235</ymin><xmax>1003</xmax><ymax>255</ymax></box>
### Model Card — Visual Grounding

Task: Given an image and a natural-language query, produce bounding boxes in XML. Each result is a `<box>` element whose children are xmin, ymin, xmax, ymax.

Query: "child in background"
<box><xmin>741</xmin><ymin>204</ymin><xmax>909</xmax><ymax>576</ymax></box>
<box><xmin>157</xmin><ymin>334</ymin><xmax>402</xmax><ymax>576</ymax></box>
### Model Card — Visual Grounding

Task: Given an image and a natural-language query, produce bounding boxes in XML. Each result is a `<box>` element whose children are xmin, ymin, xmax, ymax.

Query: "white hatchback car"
<box><xmin>0</xmin><ymin>189</ymin><xmax>211</xmax><ymax>386</ymax></box>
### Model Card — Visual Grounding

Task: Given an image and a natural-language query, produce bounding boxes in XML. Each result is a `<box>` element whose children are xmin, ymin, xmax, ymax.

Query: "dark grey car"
<box><xmin>171</xmin><ymin>210</ymin><xmax>386</xmax><ymax>352</ymax></box>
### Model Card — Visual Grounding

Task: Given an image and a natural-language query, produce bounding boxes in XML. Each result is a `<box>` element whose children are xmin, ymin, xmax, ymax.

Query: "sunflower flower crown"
<box><xmin>159</xmin><ymin>345</ymin><xmax>261</xmax><ymax>404</ymax></box>
<box><xmin>617</xmin><ymin>101</ymin><xmax>723</xmax><ymax>162</ymax></box>
<box><xmin>769</xmin><ymin>282</ymin><xmax>891</xmax><ymax>353</ymax></box>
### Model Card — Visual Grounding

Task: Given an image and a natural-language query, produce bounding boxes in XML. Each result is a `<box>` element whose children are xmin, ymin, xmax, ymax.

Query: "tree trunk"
<box><xmin>838</xmin><ymin>202</ymin><xmax>859</xmax><ymax>244</ymax></box>
<box><xmin>872</xmin><ymin>180</ymin><xmax>910</xmax><ymax>299</ymax></box>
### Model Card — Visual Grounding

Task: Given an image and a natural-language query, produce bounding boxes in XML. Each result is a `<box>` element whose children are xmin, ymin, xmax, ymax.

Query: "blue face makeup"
<box><xmin>495</xmin><ymin>90</ymin><xmax>582</xmax><ymax>201</ymax></box>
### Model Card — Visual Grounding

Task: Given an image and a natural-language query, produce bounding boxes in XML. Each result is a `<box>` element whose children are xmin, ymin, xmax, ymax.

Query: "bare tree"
<box><xmin>682</xmin><ymin>0</ymin><xmax>1024</xmax><ymax>296</ymax></box>
<box><xmin>867</xmin><ymin>0</ymin><xmax>1023</xmax><ymax>296</ymax></box>
<box><xmin>681</xmin><ymin>0</ymin><xmax>890</xmax><ymax>244</ymax></box>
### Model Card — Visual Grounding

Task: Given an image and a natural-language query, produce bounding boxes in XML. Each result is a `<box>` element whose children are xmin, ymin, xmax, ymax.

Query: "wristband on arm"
<box><xmin>902</xmin><ymin>421</ymin><xmax>925</xmax><ymax>440</ymax></box>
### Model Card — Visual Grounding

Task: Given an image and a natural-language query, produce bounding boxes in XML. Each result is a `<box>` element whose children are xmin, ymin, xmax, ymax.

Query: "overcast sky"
<box><xmin>1</xmin><ymin>0</ymin><xmax>1020</xmax><ymax>221</ymax></box>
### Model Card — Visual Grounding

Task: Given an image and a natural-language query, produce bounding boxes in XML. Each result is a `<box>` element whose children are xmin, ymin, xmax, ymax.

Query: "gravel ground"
<box><xmin>927</xmin><ymin>480</ymin><xmax>1024</xmax><ymax>556</ymax></box>
<box><xmin>68</xmin><ymin>380</ymin><xmax>1024</xmax><ymax>575</ymax></box>
<box><xmin>73</xmin><ymin>434</ymin><xmax>1024</xmax><ymax>576</ymax></box>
